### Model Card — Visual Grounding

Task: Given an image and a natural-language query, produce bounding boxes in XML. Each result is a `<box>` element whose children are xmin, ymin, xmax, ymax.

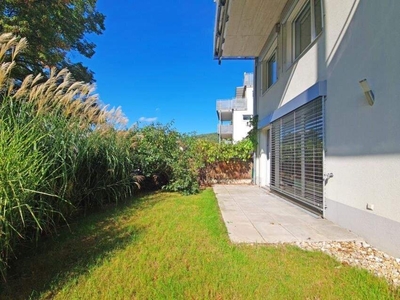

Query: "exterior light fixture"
<box><xmin>359</xmin><ymin>79</ymin><xmax>375</xmax><ymax>106</ymax></box>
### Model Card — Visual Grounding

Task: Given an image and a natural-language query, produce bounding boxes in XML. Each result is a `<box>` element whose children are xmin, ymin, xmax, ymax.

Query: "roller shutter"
<box><xmin>271</xmin><ymin>97</ymin><xmax>324</xmax><ymax>214</ymax></box>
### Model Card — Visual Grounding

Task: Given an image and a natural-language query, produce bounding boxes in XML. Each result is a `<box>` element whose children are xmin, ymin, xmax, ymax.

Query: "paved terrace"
<box><xmin>213</xmin><ymin>185</ymin><xmax>362</xmax><ymax>244</ymax></box>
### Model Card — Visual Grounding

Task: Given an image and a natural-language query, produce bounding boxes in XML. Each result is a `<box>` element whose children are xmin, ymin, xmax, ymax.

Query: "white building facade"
<box><xmin>214</xmin><ymin>0</ymin><xmax>400</xmax><ymax>257</ymax></box>
<box><xmin>217</xmin><ymin>73</ymin><xmax>254</xmax><ymax>143</ymax></box>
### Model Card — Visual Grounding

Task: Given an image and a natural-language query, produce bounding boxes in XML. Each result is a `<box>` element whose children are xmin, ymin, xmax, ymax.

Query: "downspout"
<box><xmin>253</xmin><ymin>59</ymin><xmax>258</xmax><ymax>185</ymax></box>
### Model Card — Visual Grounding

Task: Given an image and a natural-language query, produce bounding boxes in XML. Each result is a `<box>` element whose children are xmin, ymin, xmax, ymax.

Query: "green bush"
<box><xmin>196</xmin><ymin>138</ymin><xmax>253</xmax><ymax>164</ymax></box>
<box><xmin>132</xmin><ymin>123</ymin><xmax>200</xmax><ymax>194</ymax></box>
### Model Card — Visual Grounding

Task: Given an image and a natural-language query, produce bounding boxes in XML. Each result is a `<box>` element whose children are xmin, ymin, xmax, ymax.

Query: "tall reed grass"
<box><xmin>0</xmin><ymin>33</ymin><xmax>135</xmax><ymax>278</ymax></box>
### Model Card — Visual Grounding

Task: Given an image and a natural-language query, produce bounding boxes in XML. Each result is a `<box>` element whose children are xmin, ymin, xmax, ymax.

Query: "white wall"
<box><xmin>233</xmin><ymin>86</ymin><xmax>254</xmax><ymax>142</ymax></box>
<box><xmin>324</xmin><ymin>0</ymin><xmax>400</xmax><ymax>219</ymax></box>
<box><xmin>253</xmin><ymin>0</ymin><xmax>400</xmax><ymax>256</ymax></box>
<box><xmin>258</xmin><ymin>127</ymin><xmax>270</xmax><ymax>187</ymax></box>
<box><xmin>255</xmin><ymin>0</ymin><xmax>327</xmax><ymax>186</ymax></box>
<box><xmin>323</xmin><ymin>0</ymin><xmax>400</xmax><ymax>256</ymax></box>
<box><xmin>256</xmin><ymin>0</ymin><xmax>327</xmax><ymax>123</ymax></box>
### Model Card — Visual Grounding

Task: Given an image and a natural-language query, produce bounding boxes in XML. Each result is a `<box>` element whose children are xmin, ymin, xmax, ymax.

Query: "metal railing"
<box><xmin>218</xmin><ymin>124</ymin><xmax>233</xmax><ymax>134</ymax></box>
<box><xmin>216</xmin><ymin>98</ymin><xmax>247</xmax><ymax>111</ymax></box>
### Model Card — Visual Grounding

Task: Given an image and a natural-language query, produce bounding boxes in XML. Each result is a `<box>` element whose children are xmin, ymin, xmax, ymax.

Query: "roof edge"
<box><xmin>213</xmin><ymin>0</ymin><xmax>230</xmax><ymax>61</ymax></box>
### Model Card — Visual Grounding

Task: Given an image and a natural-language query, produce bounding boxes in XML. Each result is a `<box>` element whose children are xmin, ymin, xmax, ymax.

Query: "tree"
<box><xmin>0</xmin><ymin>0</ymin><xmax>105</xmax><ymax>83</ymax></box>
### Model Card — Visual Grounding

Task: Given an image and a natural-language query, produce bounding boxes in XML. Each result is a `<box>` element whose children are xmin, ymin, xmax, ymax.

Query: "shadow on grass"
<box><xmin>0</xmin><ymin>192</ymin><xmax>158</xmax><ymax>299</ymax></box>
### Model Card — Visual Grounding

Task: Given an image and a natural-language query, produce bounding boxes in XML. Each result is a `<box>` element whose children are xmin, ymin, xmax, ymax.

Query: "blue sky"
<box><xmin>74</xmin><ymin>0</ymin><xmax>253</xmax><ymax>134</ymax></box>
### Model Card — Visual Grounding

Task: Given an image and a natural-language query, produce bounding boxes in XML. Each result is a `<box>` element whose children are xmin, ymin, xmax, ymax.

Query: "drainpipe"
<box><xmin>253</xmin><ymin>60</ymin><xmax>258</xmax><ymax>185</ymax></box>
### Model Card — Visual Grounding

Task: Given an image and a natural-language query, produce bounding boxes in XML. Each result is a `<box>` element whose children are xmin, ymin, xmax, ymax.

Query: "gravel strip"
<box><xmin>293</xmin><ymin>241</ymin><xmax>400</xmax><ymax>287</ymax></box>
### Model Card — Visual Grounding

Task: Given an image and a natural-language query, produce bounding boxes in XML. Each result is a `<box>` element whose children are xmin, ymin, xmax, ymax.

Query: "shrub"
<box><xmin>195</xmin><ymin>138</ymin><xmax>254</xmax><ymax>185</ymax></box>
<box><xmin>132</xmin><ymin>123</ymin><xmax>200</xmax><ymax>194</ymax></box>
<box><xmin>196</xmin><ymin>138</ymin><xmax>253</xmax><ymax>163</ymax></box>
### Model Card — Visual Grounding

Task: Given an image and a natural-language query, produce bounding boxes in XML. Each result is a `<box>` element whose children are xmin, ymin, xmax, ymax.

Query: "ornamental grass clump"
<box><xmin>0</xmin><ymin>33</ymin><xmax>135</xmax><ymax>278</ymax></box>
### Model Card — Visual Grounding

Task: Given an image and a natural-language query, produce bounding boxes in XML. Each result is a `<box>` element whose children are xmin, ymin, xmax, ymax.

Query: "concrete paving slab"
<box><xmin>282</xmin><ymin>224</ymin><xmax>329</xmax><ymax>241</ymax></box>
<box><xmin>313</xmin><ymin>224</ymin><xmax>363</xmax><ymax>241</ymax></box>
<box><xmin>213</xmin><ymin>184</ymin><xmax>362</xmax><ymax>244</ymax></box>
<box><xmin>244</xmin><ymin>212</ymin><xmax>276</xmax><ymax>223</ymax></box>
<box><xmin>222</xmin><ymin>212</ymin><xmax>250</xmax><ymax>223</ymax></box>
<box><xmin>267</xmin><ymin>214</ymin><xmax>308</xmax><ymax>225</ymax></box>
<box><xmin>226</xmin><ymin>222</ymin><xmax>265</xmax><ymax>243</ymax></box>
<box><xmin>252</xmin><ymin>222</ymin><xmax>299</xmax><ymax>243</ymax></box>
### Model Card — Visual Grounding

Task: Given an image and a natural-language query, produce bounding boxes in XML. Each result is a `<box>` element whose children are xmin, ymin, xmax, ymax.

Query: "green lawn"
<box><xmin>1</xmin><ymin>189</ymin><xmax>399</xmax><ymax>299</ymax></box>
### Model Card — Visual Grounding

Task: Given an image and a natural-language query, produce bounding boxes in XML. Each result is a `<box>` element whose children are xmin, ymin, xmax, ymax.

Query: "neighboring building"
<box><xmin>213</xmin><ymin>0</ymin><xmax>400</xmax><ymax>257</ymax></box>
<box><xmin>217</xmin><ymin>73</ymin><xmax>254</xmax><ymax>143</ymax></box>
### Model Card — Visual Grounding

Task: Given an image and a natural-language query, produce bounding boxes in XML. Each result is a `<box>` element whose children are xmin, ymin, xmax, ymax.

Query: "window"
<box><xmin>271</xmin><ymin>98</ymin><xmax>323</xmax><ymax>213</ymax></box>
<box><xmin>293</xmin><ymin>0</ymin><xmax>323</xmax><ymax>59</ymax></box>
<box><xmin>268</xmin><ymin>52</ymin><xmax>278</xmax><ymax>88</ymax></box>
<box><xmin>262</xmin><ymin>50</ymin><xmax>278</xmax><ymax>92</ymax></box>
<box><xmin>243</xmin><ymin>115</ymin><xmax>252</xmax><ymax>121</ymax></box>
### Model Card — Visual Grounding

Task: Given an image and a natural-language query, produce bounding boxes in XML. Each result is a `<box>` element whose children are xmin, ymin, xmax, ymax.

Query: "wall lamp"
<box><xmin>359</xmin><ymin>79</ymin><xmax>375</xmax><ymax>106</ymax></box>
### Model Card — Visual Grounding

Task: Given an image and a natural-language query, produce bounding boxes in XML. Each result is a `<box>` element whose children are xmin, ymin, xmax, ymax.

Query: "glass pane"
<box><xmin>314</xmin><ymin>0</ymin><xmax>322</xmax><ymax>36</ymax></box>
<box><xmin>268</xmin><ymin>52</ymin><xmax>277</xmax><ymax>87</ymax></box>
<box><xmin>262</xmin><ymin>60</ymin><xmax>268</xmax><ymax>92</ymax></box>
<box><xmin>294</xmin><ymin>2</ymin><xmax>311</xmax><ymax>58</ymax></box>
<box><xmin>282</xmin><ymin>23</ymin><xmax>287</xmax><ymax>65</ymax></box>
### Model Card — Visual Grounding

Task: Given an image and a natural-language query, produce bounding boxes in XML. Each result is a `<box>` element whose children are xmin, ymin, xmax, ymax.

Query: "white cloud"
<box><xmin>138</xmin><ymin>117</ymin><xmax>157</xmax><ymax>123</ymax></box>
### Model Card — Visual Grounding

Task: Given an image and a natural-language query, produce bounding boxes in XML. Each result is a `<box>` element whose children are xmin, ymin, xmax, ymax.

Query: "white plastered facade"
<box><xmin>232</xmin><ymin>85</ymin><xmax>254</xmax><ymax>142</ymax></box>
<box><xmin>217</xmin><ymin>74</ymin><xmax>254</xmax><ymax>143</ymax></box>
<box><xmin>249</xmin><ymin>0</ymin><xmax>400</xmax><ymax>257</ymax></box>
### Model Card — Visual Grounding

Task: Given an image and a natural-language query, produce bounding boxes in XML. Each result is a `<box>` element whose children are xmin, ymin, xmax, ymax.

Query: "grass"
<box><xmin>1</xmin><ymin>189</ymin><xmax>399</xmax><ymax>299</ymax></box>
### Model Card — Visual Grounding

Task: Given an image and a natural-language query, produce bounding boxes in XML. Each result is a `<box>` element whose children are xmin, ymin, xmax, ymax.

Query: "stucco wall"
<box><xmin>233</xmin><ymin>86</ymin><xmax>254</xmax><ymax>142</ymax></box>
<box><xmin>255</xmin><ymin>0</ymin><xmax>327</xmax><ymax>186</ymax></box>
<box><xmin>257</xmin><ymin>127</ymin><xmax>269</xmax><ymax>187</ymax></box>
<box><xmin>252</xmin><ymin>0</ymin><xmax>400</xmax><ymax>255</ymax></box>
<box><xmin>256</xmin><ymin>0</ymin><xmax>327</xmax><ymax>124</ymax></box>
<box><xmin>324</xmin><ymin>0</ymin><xmax>400</xmax><ymax>226</ymax></box>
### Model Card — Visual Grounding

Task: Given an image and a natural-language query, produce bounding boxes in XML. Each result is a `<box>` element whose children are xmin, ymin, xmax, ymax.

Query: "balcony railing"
<box><xmin>217</xmin><ymin>124</ymin><xmax>233</xmax><ymax>135</ymax></box>
<box><xmin>216</xmin><ymin>98</ymin><xmax>247</xmax><ymax>111</ymax></box>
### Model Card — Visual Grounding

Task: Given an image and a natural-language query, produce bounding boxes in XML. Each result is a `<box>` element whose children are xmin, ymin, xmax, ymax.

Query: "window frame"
<box><xmin>243</xmin><ymin>114</ymin><xmax>252</xmax><ymax>121</ymax></box>
<box><xmin>267</xmin><ymin>51</ymin><xmax>278</xmax><ymax>88</ymax></box>
<box><xmin>292</xmin><ymin>0</ymin><xmax>323</xmax><ymax>60</ymax></box>
<box><xmin>281</xmin><ymin>0</ymin><xmax>324</xmax><ymax>68</ymax></box>
<box><xmin>261</xmin><ymin>39</ymin><xmax>278</xmax><ymax>94</ymax></box>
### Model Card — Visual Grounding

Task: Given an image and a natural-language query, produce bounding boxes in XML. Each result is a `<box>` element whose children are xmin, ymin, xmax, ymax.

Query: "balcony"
<box><xmin>217</xmin><ymin>124</ymin><xmax>233</xmax><ymax>139</ymax></box>
<box><xmin>216</xmin><ymin>97</ymin><xmax>247</xmax><ymax>111</ymax></box>
<box><xmin>216</xmin><ymin>97</ymin><xmax>247</xmax><ymax>121</ymax></box>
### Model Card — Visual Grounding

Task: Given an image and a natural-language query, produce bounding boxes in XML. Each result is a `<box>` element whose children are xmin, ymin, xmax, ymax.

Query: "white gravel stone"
<box><xmin>291</xmin><ymin>240</ymin><xmax>400</xmax><ymax>287</ymax></box>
